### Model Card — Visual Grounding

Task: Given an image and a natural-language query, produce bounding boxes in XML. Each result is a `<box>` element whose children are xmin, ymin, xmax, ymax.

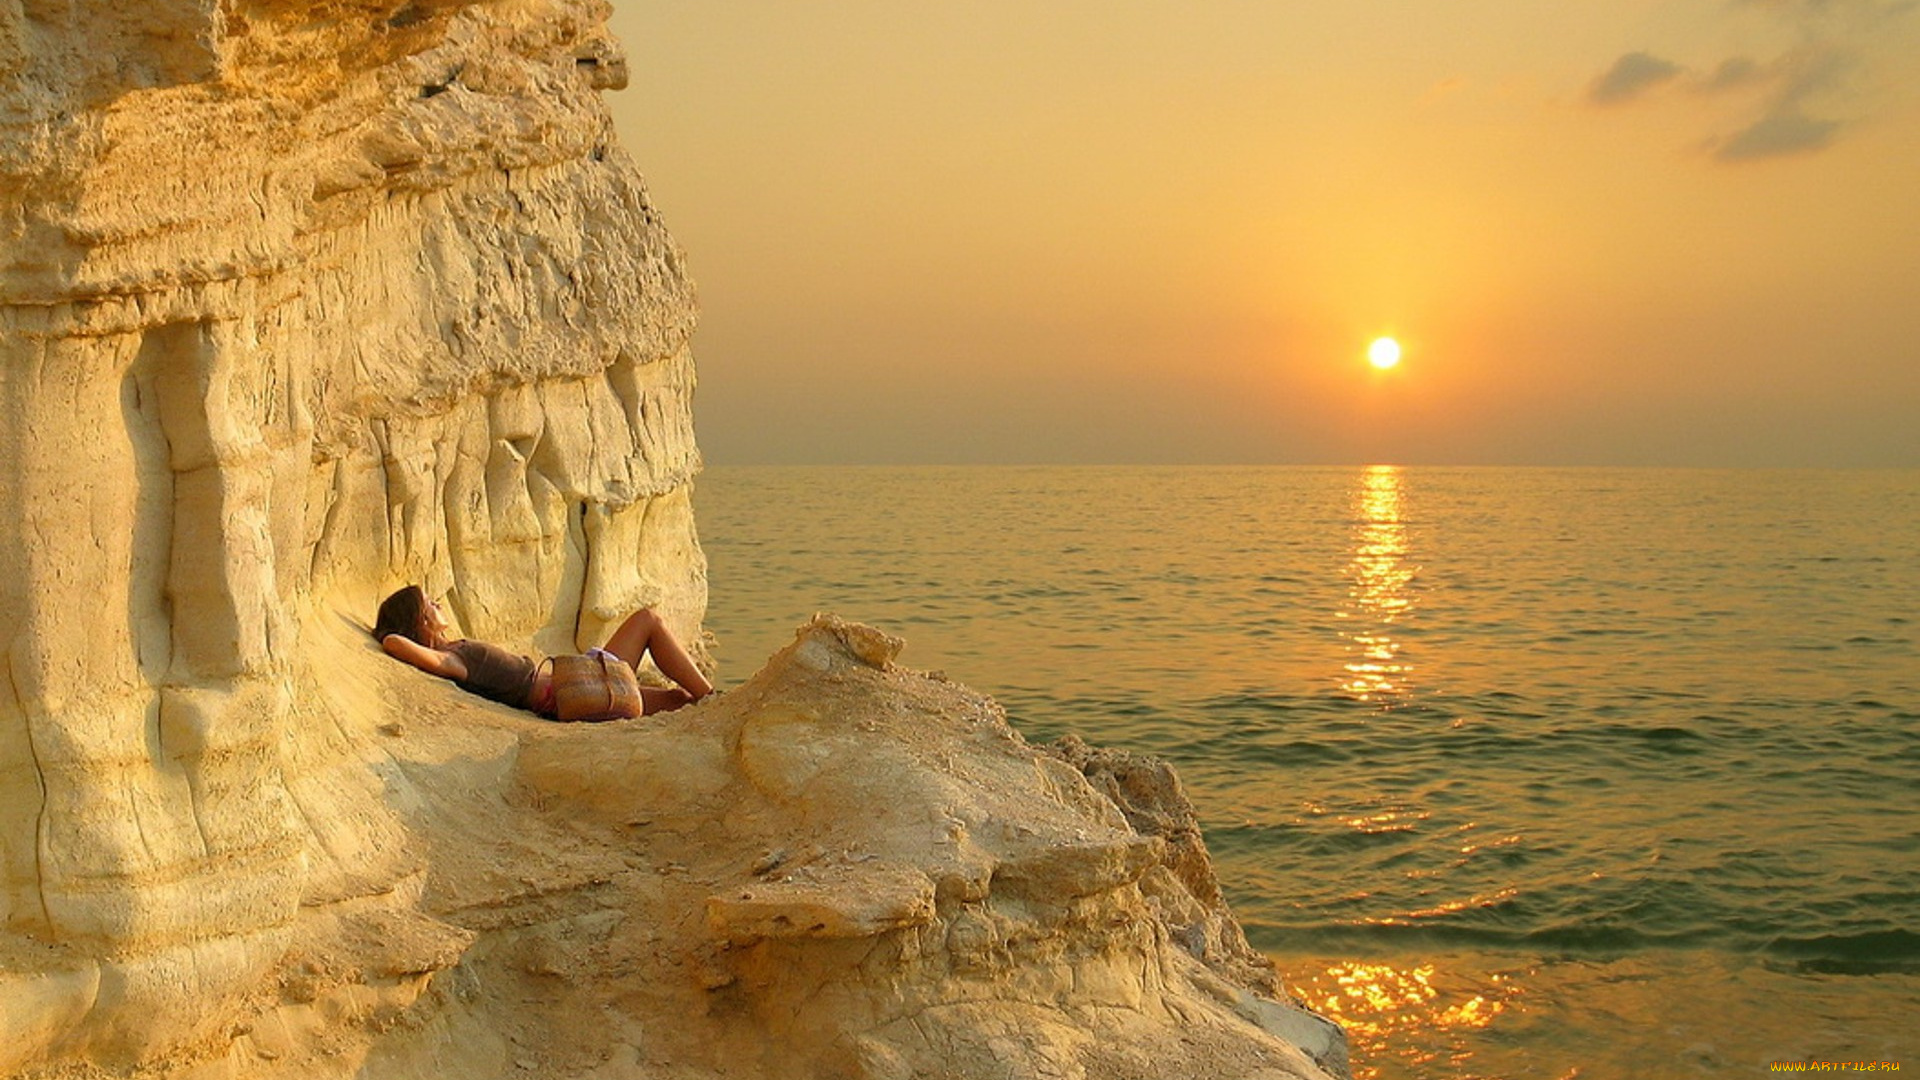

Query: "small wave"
<box><xmin>1244</xmin><ymin>920</ymin><xmax>1709</xmax><ymax>958</ymax></box>
<box><xmin>1199</xmin><ymin>691</ymin><xmax>1299</xmax><ymax>714</ymax></box>
<box><xmin>1557</xmin><ymin>722</ymin><xmax>1712</xmax><ymax>757</ymax></box>
<box><xmin>1765</xmin><ymin>928</ymin><xmax>1920</xmax><ymax>974</ymax></box>
<box><xmin>1253</xmin><ymin>739</ymin><xmax>1358</xmax><ymax>765</ymax></box>
<box><xmin>1637</xmin><ymin>726</ymin><xmax>1709</xmax><ymax>753</ymax></box>
<box><xmin>1521</xmin><ymin>923</ymin><xmax>1720</xmax><ymax>954</ymax></box>
<box><xmin>1225</xmin><ymin>823</ymin><xmax>1425</xmax><ymax>859</ymax></box>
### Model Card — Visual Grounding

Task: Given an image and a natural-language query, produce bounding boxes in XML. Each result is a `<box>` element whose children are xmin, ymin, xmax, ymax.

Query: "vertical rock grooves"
<box><xmin>4</xmin><ymin>651</ymin><xmax>55</xmax><ymax>939</ymax></box>
<box><xmin>0</xmin><ymin>0</ymin><xmax>706</xmax><ymax>1070</ymax></box>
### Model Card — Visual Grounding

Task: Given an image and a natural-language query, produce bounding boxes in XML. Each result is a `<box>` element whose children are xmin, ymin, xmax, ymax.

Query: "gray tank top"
<box><xmin>449</xmin><ymin>639</ymin><xmax>537</xmax><ymax>711</ymax></box>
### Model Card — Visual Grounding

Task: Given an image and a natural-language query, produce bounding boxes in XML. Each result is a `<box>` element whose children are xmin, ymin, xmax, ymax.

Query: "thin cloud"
<box><xmin>1767</xmin><ymin>45</ymin><xmax>1854</xmax><ymax>107</ymax></box>
<box><xmin>1707</xmin><ymin>46</ymin><xmax>1853</xmax><ymax>161</ymax></box>
<box><xmin>1703</xmin><ymin>56</ymin><xmax>1766</xmax><ymax>91</ymax></box>
<box><xmin>1589</xmin><ymin>51</ymin><xmax>1684</xmax><ymax>104</ymax></box>
<box><xmin>1713</xmin><ymin>108</ymin><xmax>1840</xmax><ymax>159</ymax></box>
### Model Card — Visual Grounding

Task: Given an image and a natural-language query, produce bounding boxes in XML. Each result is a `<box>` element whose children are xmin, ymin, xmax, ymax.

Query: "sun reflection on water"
<box><xmin>1285</xmin><ymin>959</ymin><xmax>1519</xmax><ymax>1080</ymax></box>
<box><xmin>1341</xmin><ymin>465</ymin><xmax>1417</xmax><ymax>702</ymax></box>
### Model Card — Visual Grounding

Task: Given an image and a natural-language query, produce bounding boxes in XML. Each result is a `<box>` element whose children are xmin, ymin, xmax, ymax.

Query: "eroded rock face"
<box><xmin>1</xmin><ymin>0</ymin><xmax>702</xmax><ymax>1070</ymax></box>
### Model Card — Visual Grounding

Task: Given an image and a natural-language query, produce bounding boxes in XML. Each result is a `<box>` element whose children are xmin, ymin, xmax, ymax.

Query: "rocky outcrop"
<box><xmin>0</xmin><ymin>2</ymin><xmax>1344</xmax><ymax>1077</ymax></box>
<box><xmin>197</xmin><ymin>615</ymin><xmax>1345</xmax><ymax>1080</ymax></box>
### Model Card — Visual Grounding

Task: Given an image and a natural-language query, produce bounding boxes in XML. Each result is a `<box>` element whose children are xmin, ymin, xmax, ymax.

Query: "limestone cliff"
<box><xmin>0</xmin><ymin>3</ymin><xmax>1345</xmax><ymax>1077</ymax></box>
<box><xmin>2</xmin><ymin>0</ymin><xmax>700</xmax><ymax>1068</ymax></box>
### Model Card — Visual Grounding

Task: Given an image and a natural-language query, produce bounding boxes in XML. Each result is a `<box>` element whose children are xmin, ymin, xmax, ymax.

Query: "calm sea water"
<box><xmin>694</xmin><ymin>466</ymin><xmax>1920</xmax><ymax>1079</ymax></box>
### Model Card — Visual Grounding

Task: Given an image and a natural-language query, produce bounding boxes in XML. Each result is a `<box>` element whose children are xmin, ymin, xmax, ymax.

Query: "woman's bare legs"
<box><xmin>604</xmin><ymin>608</ymin><xmax>714</xmax><ymax>707</ymax></box>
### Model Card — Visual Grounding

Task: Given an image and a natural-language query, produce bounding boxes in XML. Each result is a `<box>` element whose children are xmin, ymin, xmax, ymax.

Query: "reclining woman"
<box><xmin>373</xmin><ymin>585</ymin><xmax>713</xmax><ymax>718</ymax></box>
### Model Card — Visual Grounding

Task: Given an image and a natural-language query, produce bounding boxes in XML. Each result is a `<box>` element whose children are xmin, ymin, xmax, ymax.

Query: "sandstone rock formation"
<box><xmin>0</xmin><ymin>2</ymin><xmax>1345</xmax><ymax>1077</ymax></box>
<box><xmin>2</xmin><ymin>0</ymin><xmax>698</xmax><ymax>1069</ymax></box>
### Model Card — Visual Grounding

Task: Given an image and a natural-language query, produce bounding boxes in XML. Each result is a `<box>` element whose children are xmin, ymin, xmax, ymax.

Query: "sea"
<box><xmin>693</xmin><ymin>465</ymin><xmax>1920</xmax><ymax>1079</ymax></box>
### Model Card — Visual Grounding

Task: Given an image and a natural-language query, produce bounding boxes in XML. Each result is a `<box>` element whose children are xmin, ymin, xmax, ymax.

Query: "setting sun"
<box><xmin>1368</xmin><ymin>337</ymin><xmax>1402</xmax><ymax>371</ymax></box>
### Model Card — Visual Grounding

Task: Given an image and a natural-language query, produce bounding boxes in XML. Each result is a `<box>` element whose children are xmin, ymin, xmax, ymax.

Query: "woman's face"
<box><xmin>422</xmin><ymin>598</ymin><xmax>453</xmax><ymax>644</ymax></box>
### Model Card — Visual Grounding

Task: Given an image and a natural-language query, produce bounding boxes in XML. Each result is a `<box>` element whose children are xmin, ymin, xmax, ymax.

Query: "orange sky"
<box><xmin>607</xmin><ymin>2</ymin><xmax>1920</xmax><ymax>465</ymax></box>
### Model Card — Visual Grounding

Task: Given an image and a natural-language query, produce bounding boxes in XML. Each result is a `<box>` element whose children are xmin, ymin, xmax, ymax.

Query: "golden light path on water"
<box><xmin>1304</xmin><ymin>468</ymin><xmax>1522</xmax><ymax>1078</ymax></box>
<box><xmin>1340</xmin><ymin>464</ymin><xmax>1415</xmax><ymax>701</ymax></box>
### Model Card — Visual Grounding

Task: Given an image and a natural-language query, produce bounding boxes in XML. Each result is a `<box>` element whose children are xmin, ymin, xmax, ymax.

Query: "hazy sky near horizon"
<box><xmin>606</xmin><ymin>2</ymin><xmax>1920</xmax><ymax>466</ymax></box>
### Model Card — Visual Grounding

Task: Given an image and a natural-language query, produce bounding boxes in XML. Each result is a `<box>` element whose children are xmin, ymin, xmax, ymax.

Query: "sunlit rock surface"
<box><xmin>1</xmin><ymin>0</ymin><xmax>698</xmax><ymax>1070</ymax></box>
<box><xmin>0</xmin><ymin>2</ymin><xmax>1344</xmax><ymax>1077</ymax></box>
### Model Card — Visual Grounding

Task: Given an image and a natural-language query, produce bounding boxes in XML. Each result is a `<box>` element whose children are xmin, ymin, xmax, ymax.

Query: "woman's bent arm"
<box><xmin>381</xmin><ymin>634</ymin><xmax>468</xmax><ymax>681</ymax></box>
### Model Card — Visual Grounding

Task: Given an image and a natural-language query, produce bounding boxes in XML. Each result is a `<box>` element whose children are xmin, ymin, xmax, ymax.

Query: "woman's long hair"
<box><xmin>373</xmin><ymin>585</ymin><xmax>430</xmax><ymax>644</ymax></box>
